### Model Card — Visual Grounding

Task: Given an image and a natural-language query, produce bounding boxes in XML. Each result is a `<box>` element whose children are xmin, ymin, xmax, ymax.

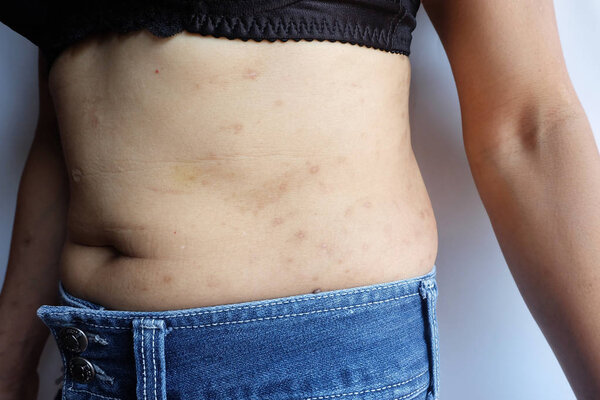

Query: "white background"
<box><xmin>1</xmin><ymin>1</ymin><xmax>598</xmax><ymax>399</ymax></box>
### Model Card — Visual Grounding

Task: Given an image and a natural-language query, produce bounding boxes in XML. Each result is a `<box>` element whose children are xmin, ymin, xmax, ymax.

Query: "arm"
<box><xmin>0</xmin><ymin>49</ymin><xmax>69</xmax><ymax>399</ymax></box>
<box><xmin>421</xmin><ymin>0</ymin><xmax>600</xmax><ymax>397</ymax></box>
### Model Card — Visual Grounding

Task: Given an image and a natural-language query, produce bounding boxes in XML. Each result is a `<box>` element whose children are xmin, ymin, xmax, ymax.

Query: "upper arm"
<box><xmin>34</xmin><ymin>49</ymin><xmax>61</xmax><ymax>147</ymax></box>
<box><xmin>421</xmin><ymin>0</ymin><xmax>583</xmax><ymax>151</ymax></box>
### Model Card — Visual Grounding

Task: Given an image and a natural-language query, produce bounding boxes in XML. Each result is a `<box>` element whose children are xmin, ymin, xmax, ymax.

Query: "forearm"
<box><xmin>0</xmin><ymin>132</ymin><xmax>69</xmax><ymax>381</ymax></box>
<box><xmin>465</xmin><ymin>110</ymin><xmax>600</xmax><ymax>399</ymax></box>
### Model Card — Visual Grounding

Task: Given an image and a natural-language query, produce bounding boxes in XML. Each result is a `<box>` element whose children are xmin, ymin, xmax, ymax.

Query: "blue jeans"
<box><xmin>37</xmin><ymin>265</ymin><xmax>440</xmax><ymax>400</ymax></box>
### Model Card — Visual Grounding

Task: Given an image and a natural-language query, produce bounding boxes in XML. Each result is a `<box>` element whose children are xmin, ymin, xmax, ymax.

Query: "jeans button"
<box><xmin>59</xmin><ymin>327</ymin><xmax>88</xmax><ymax>353</ymax></box>
<box><xmin>68</xmin><ymin>357</ymin><xmax>95</xmax><ymax>383</ymax></box>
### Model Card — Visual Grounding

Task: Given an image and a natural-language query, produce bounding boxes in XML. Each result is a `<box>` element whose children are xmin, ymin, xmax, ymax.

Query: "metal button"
<box><xmin>59</xmin><ymin>327</ymin><xmax>88</xmax><ymax>353</ymax></box>
<box><xmin>68</xmin><ymin>357</ymin><xmax>95</xmax><ymax>383</ymax></box>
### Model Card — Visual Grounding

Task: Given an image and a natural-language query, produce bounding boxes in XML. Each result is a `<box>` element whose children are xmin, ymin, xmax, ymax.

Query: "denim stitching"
<box><xmin>393</xmin><ymin>382</ymin><xmax>429</xmax><ymax>400</ymax></box>
<box><xmin>152</xmin><ymin>327</ymin><xmax>157</xmax><ymax>400</ymax></box>
<box><xmin>432</xmin><ymin>284</ymin><xmax>439</xmax><ymax>396</ymax></box>
<box><xmin>52</xmin><ymin>293</ymin><xmax>421</xmax><ymax>331</ymax></box>
<box><xmin>67</xmin><ymin>384</ymin><xmax>121</xmax><ymax>400</ymax></box>
<box><xmin>302</xmin><ymin>369</ymin><xmax>427</xmax><ymax>400</ymax></box>
<box><xmin>171</xmin><ymin>294</ymin><xmax>420</xmax><ymax>330</ymax></box>
<box><xmin>50</xmin><ymin>274</ymin><xmax>434</xmax><ymax>319</ymax></box>
<box><xmin>141</xmin><ymin>319</ymin><xmax>147</xmax><ymax>400</ymax></box>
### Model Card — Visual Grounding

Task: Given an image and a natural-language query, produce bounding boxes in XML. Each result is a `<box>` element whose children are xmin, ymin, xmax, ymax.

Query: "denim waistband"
<box><xmin>39</xmin><ymin>264</ymin><xmax>437</xmax><ymax>330</ymax></box>
<box><xmin>37</xmin><ymin>264</ymin><xmax>439</xmax><ymax>400</ymax></box>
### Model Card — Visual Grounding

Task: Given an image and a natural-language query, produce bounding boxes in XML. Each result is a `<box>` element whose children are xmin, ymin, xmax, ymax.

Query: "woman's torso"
<box><xmin>49</xmin><ymin>30</ymin><xmax>438</xmax><ymax>311</ymax></box>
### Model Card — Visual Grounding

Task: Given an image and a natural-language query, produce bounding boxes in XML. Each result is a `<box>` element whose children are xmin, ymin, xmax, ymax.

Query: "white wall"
<box><xmin>1</xmin><ymin>1</ymin><xmax>598</xmax><ymax>399</ymax></box>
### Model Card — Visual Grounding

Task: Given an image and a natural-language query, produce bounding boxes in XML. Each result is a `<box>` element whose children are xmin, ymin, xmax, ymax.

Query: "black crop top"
<box><xmin>0</xmin><ymin>0</ymin><xmax>420</xmax><ymax>74</ymax></box>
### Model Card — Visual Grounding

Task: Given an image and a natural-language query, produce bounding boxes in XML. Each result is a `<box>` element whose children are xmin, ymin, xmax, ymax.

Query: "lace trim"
<box><xmin>41</xmin><ymin>0</ymin><xmax>417</xmax><ymax>73</ymax></box>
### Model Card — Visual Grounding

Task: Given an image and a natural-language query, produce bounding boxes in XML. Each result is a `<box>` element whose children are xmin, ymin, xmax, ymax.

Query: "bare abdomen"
<box><xmin>50</xmin><ymin>31</ymin><xmax>438</xmax><ymax>311</ymax></box>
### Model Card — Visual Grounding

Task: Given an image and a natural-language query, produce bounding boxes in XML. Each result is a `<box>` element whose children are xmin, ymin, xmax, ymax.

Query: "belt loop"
<box><xmin>133</xmin><ymin>318</ymin><xmax>167</xmax><ymax>400</ymax></box>
<box><xmin>419</xmin><ymin>277</ymin><xmax>440</xmax><ymax>400</ymax></box>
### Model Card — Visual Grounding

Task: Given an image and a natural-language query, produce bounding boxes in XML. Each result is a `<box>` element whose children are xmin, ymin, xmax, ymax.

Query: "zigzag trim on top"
<box><xmin>43</xmin><ymin>10</ymin><xmax>413</xmax><ymax>73</ymax></box>
<box><xmin>189</xmin><ymin>13</ymin><xmax>407</xmax><ymax>49</ymax></box>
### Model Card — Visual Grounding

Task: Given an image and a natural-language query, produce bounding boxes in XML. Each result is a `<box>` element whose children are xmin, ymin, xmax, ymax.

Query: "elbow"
<box><xmin>463</xmin><ymin>99</ymin><xmax>590</xmax><ymax>171</ymax></box>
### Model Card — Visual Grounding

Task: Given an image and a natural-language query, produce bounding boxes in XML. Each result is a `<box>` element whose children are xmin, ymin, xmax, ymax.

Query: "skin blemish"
<box><xmin>337</xmin><ymin>258</ymin><xmax>344</xmax><ymax>264</ymax></box>
<box><xmin>171</xmin><ymin>164</ymin><xmax>200</xmax><ymax>186</ymax></box>
<box><xmin>174</xmin><ymin>231</ymin><xmax>176</xmax><ymax>234</ymax></box>
<box><xmin>362</xmin><ymin>243</ymin><xmax>370</xmax><ymax>250</ymax></box>
<box><xmin>286</xmin><ymin>257</ymin><xmax>294</xmax><ymax>263</ymax></box>
<box><xmin>243</xmin><ymin>68</ymin><xmax>259</xmax><ymax>80</ymax></box>
<box><xmin>363</xmin><ymin>201</ymin><xmax>372</xmax><ymax>208</ymax></box>
<box><xmin>72</xmin><ymin>169</ymin><xmax>82</xmax><ymax>183</ymax></box>
<box><xmin>309</xmin><ymin>165</ymin><xmax>320</xmax><ymax>174</ymax></box>
<box><xmin>155</xmin><ymin>69</ymin><xmax>159</xmax><ymax>74</ymax></box>
<box><xmin>319</xmin><ymin>242</ymin><xmax>333</xmax><ymax>255</ymax></box>
<box><xmin>337</xmin><ymin>156</ymin><xmax>347</xmax><ymax>164</ymax></box>
<box><xmin>231</xmin><ymin>123</ymin><xmax>243</xmax><ymax>134</ymax></box>
<box><xmin>272</xmin><ymin>217</ymin><xmax>284</xmax><ymax>226</ymax></box>
<box><xmin>344</xmin><ymin>207</ymin><xmax>353</xmax><ymax>217</ymax></box>
<box><xmin>162</xmin><ymin>275</ymin><xmax>172</xmax><ymax>283</ymax></box>
<box><xmin>90</xmin><ymin>114</ymin><xmax>99</xmax><ymax>128</ymax></box>
<box><xmin>274</xmin><ymin>99</ymin><xmax>284</xmax><ymax>106</ymax></box>
<box><xmin>295</xmin><ymin>230</ymin><xmax>306</xmax><ymax>240</ymax></box>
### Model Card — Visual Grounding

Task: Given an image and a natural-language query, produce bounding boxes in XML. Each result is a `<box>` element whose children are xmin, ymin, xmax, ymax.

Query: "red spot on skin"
<box><xmin>155</xmin><ymin>69</ymin><xmax>160</xmax><ymax>74</ymax></box>
<box><xmin>272</xmin><ymin>217</ymin><xmax>284</xmax><ymax>226</ymax></box>
<box><xmin>174</xmin><ymin>231</ymin><xmax>176</xmax><ymax>234</ymax></box>
<box><xmin>309</xmin><ymin>166</ymin><xmax>320</xmax><ymax>174</ymax></box>
<box><xmin>244</xmin><ymin>68</ymin><xmax>259</xmax><ymax>80</ymax></box>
